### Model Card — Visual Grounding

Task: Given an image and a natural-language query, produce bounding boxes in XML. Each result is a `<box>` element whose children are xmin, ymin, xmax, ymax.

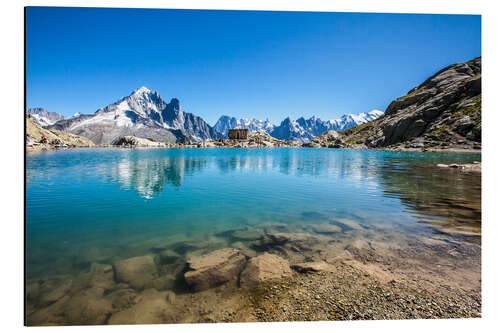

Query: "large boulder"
<box><xmin>184</xmin><ymin>248</ymin><xmax>246</xmax><ymax>291</ymax></box>
<box><xmin>312</xmin><ymin>130</ymin><xmax>346</xmax><ymax>148</ymax></box>
<box><xmin>113</xmin><ymin>255</ymin><xmax>157</xmax><ymax>290</ymax></box>
<box><xmin>240</xmin><ymin>253</ymin><xmax>292</xmax><ymax>287</ymax></box>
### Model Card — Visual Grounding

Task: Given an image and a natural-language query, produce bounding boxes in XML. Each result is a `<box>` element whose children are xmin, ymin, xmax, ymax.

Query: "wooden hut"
<box><xmin>228</xmin><ymin>129</ymin><xmax>248</xmax><ymax>140</ymax></box>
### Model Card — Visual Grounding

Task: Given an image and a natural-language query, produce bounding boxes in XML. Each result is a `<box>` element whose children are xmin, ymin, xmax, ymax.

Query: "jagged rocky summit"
<box><xmin>340</xmin><ymin>57</ymin><xmax>481</xmax><ymax>149</ymax></box>
<box><xmin>47</xmin><ymin>87</ymin><xmax>221</xmax><ymax>145</ymax></box>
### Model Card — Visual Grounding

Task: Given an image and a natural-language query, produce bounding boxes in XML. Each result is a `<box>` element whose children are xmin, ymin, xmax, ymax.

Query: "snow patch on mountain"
<box><xmin>27</xmin><ymin>108</ymin><xmax>66</xmax><ymax>127</ymax></box>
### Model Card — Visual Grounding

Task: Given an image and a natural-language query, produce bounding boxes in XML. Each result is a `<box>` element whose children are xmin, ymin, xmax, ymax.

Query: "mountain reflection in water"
<box><xmin>103</xmin><ymin>148</ymin><xmax>480</xmax><ymax>239</ymax></box>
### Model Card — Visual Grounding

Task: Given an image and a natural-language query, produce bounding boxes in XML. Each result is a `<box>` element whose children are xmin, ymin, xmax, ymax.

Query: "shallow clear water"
<box><xmin>26</xmin><ymin>148</ymin><xmax>481</xmax><ymax>279</ymax></box>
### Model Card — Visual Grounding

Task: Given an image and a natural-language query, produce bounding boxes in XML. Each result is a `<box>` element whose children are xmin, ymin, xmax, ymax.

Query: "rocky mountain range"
<box><xmin>33</xmin><ymin>55</ymin><xmax>478</xmax><ymax>150</ymax></box>
<box><xmin>27</xmin><ymin>107</ymin><xmax>66</xmax><ymax>127</ymax></box>
<box><xmin>214</xmin><ymin>110</ymin><xmax>383</xmax><ymax>142</ymax></box>
<box><xmin>46</xmin><ymin>87</ymin><xmax>220</xmax><ymax>145</ymax></box>
<box><xmin>339</xmin><ymin>57</ymin><xmax>481</xmax><ymax>149</ymax></box>
<box><xmin>214</xmin><ymin>116</ymin><xmax>275</xmax><ymax>137</ymax></box>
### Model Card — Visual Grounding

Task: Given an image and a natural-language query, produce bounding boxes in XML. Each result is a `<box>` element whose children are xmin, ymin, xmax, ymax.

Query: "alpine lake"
<box><xmin>25</xmin><ymin>148</ymin><xmax>481</xmax><ymax>324</ymax></box>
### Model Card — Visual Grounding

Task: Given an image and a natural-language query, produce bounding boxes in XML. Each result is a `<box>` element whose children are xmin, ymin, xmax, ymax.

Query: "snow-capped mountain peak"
<box><xmin>47</xmin><ymin>87</ymin><xmax>220</xmax><ymax>144</ymax></box>
<box><xmin>132</xmin><ymin>86</ymin><xmax>152</xmax><ymax>95</ymax></box>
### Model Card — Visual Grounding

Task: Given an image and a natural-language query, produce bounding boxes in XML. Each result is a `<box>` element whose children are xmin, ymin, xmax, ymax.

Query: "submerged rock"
<box><xmin>39</xmin><ymin>279</ymin><xmax>73</xmax><ymax>306</ymax></box>
<box><xmin>184</xmin><ymin>248</ymin><xmax>246</xmax><ymax>291</ymax></box>
<box><xmin>150</xmin><ymin>274</ymin><xmax>176</xmax><ymax>291</ymax></box>
<box><xmin>113</xmin><ymin>255</ymin><xmax>157</xmax><ymax>290</ymax></box>
<box><xmin>64</xmin><ymin>287</ymin><xmax>113</xmax><ymax>325</ymax></box>
<box><xmin>240</xmin><ymin>253</ymin><xmax>292</xmax><ymax>287</ymax></box>
<box><xmin>252</xmin><ymin>233</ymin><xmax>290</xmax><ymax>250</ymax></box>
<box><xmin>231</xmin><ymin>229</ymin><xmax>265</xmax><ymax>241</ymax></box>
<box><xmin>107</xmin><ymin>289</ymin><xmax>173</xmax><ymax>325</ymax></box>
<box><xmin>104</xmin><ymin>288</ymin><xmax>139</xmax><ymax>312</ymax></box>
<box><xmin>436</xmin><ymin>162</ymin><xmax>481</xmax><ymax>172</ymax></box>
<box><xmin>344</xmin><ymin>239</ymin><xmax>378</xmax><ymax>261</ymax></box>
<box><xmin>157</xmin><ymin>249</ymin><xmax>181</xmax><ymax>265</ymax></box>
<box><xmin>311</xmin><ymin>223</ymin><xmax>342</xmax><ymax>234</ymax></box>
<box><xmin>72</xmin><ymin>263</ymin><xmax>115</xmax><ymax>291</ymax></box>
<box><xmin>230</xmin><ymin>241</ymin><xmax>258</xmax><ymax>258</ymax></box>
<box><xmin>28</xmin><ymin>294</ymin><xmax>71</xmax><ymax>325</ymax></box>
<box><xmin>332</xmin><ymin>218</ymin><xmax>364</xmax><ymax>231</ymax></box>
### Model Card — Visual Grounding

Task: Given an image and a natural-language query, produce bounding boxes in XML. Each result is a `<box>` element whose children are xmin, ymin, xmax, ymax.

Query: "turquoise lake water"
<box><xmin>26</xmin><ymin>148</ymin><xmax>481</xmax><ymax>280</ymax></box>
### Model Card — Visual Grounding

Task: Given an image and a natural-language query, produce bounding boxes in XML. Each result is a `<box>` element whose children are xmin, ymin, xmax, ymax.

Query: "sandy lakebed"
<box><xmin>26</xmin><ymin>222</ymin><xmax>481</xmax><ymax>325</ymax></box>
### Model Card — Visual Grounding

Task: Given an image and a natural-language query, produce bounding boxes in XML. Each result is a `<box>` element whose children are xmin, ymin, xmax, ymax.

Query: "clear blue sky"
<box><xmin>26</xmin><ymin>7</ymin><xmax>481</xmax><ymax>125</ymax></box>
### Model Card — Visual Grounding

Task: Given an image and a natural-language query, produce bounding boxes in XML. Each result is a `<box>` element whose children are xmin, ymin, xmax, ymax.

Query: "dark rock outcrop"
<box><xmin>340</xmin><ymin>57</ymin><xmax>481</xmax><ymax>149</ymax></box>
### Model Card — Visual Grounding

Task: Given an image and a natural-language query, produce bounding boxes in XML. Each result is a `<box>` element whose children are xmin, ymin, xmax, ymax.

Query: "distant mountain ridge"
<box><xmin>214</xmin><ymin>110</ymin><xmax>383</xmax><ymax>141</ymax></box>
<box><xmin>27</xmin><ymin>108</ymin><xmax>66</xmax><ymax>126</ymax></box>
<box><xmin>46</xmin><ymin>87</ymin><xmax>220</xmax><ymax>144</ymax></box>
<box><xmin>214</xmin><ymin>116</ymin><xmax>275</xmax><ymax>136</ymax></box>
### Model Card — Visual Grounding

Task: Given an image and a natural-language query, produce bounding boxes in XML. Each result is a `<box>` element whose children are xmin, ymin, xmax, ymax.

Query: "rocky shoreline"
<box><xmin>26</xmin><ymin>136</ymin><xmax>482</xmax><ymax>155</ymax></box>
<box><xmin>26</xmin><ymin>217</ymin><xmax>481</xmax><ymax>325</ymax></box>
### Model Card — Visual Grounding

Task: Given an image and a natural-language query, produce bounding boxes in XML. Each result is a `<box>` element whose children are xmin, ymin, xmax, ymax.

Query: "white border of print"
<box><xmin>1</xmin><ymin>1</ymin><xmax>497</xmax><ymax>333</ymax></box>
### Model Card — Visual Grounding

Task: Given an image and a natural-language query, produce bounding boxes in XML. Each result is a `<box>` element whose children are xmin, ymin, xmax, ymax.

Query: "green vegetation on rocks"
<box><xmin>396</xmin><ymin>85</ymin><xmax>427</xmax><ymax>102</ymax></box>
